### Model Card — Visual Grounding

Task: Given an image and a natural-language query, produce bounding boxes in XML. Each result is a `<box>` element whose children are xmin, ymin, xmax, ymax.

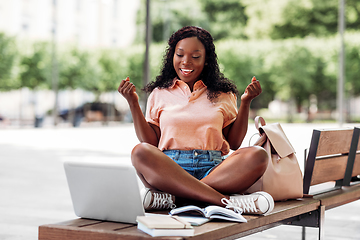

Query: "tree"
<box><xmin>59</xmin><ymin>47</ymin><xmax>100</xmax><ymax>94</ymax></box>
<box><xmin>199</xmin><ymin>0</ymin><xmax>248</xmax><ymax>40</ymax></box>
<box><xmin>0</xmin><ymin>33</ymin><xmax>19</xmax><ymax>90</ymax></box>
<box><xmin>242</xmin><ymin>0</ymin><xmax>290</xmax><ymax>39</ymax></box>
<box><xmin>346</xmin><ymin>45</ymin><xmax>360</xmax><ymax>96</ymax></box>
<box><xmin>19</xmin><ymin>42</ymin><xmax>51</xmax><ymax>126</ymax></box>
<box><xmin>244</xmin><ymin>0</ymin><xmax>360</xmax><ymax>39</ymax></box>
<box><xmin>269</xmin><ymin>45</ymin><xmax>316</xmax><ymax>121</ymax></box>
<box><xmin>310</xmin><ymin>58</ymin><xmax>337</xmax><ymax>111</ymax></box>
<box><xmin>98</xmin><ymin>50</ymin><xmax>127</xmax><ymax>92</ymax></box>
<box><xmin>216</xmin><ymin>40</ymin><xmax>276</xmax><ymax>110</ymax></box>
<box><xmin>270</xmin><ymin>0</ymin><xmax>338</xmax><ymax>39</ymax></box>
<box><xmin>56</xmin><ymin>47</ymin><xmax>100</xmax><ymax>125</ymax></box>
<box><xmin>126</xmin><ymin>46</ymin><xmax>145</xmax><ymax>91</ymax></box>
<box><xmin>346</xmin><ymin>0</ymin><xmax>360</xmax><ymax>30</ymax></box>
<box><xmin>135</xmin><ymin>0</ymin><xmax>207</xmax><ymax>43</ymax></box>
<box><xmin>243</xmin><ymin>0</ymin><xmax>360</xmax><ymax>39</ymax></box>
<box><xmin>20</xmin><ymin>42</ymin><xmax>51</xmax><ymax>90</ymax></box>
<box><xmin>138</xmin><ymin>0</ymin><xmax>249</xmax><ymax>42</ymax></box>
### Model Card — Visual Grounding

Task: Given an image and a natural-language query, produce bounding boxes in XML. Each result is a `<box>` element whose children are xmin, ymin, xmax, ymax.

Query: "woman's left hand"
<box><xmin>241</xmin><ymin>77</ymin><xmax>262</xmax><ymax>103</ymax></box>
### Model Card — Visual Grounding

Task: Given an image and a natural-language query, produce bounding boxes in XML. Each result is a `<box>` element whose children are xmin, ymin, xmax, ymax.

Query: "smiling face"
<box><xmin>173</xmin><ymin>37</ymin><xmax>206</xmax><ymax>89</ymax></box>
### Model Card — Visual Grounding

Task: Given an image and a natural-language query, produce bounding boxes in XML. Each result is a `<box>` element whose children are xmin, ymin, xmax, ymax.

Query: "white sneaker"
<box><xmin>141</xmin><ymin>188</ymin><xmax>176</xmax><ymax>210</ymax></box>
<box><xmin>221</xmin><ymin>191</ymin><xmax>274</xmax><ymax>215</ymax></box>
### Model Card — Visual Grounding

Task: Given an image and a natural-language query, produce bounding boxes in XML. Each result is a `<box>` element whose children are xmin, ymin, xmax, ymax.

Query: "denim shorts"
<box><xmin>163</xmin><ymin>149</ymin><xmax>223</xmax><ymax>180</ymax></box>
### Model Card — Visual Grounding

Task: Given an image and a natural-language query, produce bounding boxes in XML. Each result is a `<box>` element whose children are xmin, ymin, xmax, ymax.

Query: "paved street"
<box><xmin>0</xmin><ymin>122</ymin><xmax>359</xmax><ymax>240</ymax></box>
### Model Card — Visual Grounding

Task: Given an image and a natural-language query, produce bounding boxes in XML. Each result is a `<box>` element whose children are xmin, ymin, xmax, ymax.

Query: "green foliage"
<box><xmin>346</xmin><ymin>44</ymin><xmax>360</xmax><ymax>96</ymax></box>
<box><xmin>116</xmin><ymin>43</ymin><xmax>165</xmax><ymax>92</ymax></box>
<box><xmin>20</xmin><ymin>42</ymin><xmax>51</xmax><ymax>90</ymax></box>
<box><xmin>310</xmin><ymin>58</ymin><xmax>337</xmax><ymax>110</ymax></box>
<box><xmin>58</xmin><ymin>47</ymin><xmax>100</xmax><ymax>93</ymax></box>
<box><xmin>270</xmin><ymin>0</ymin><xmax>338</xmax><ymax>39</ymax></box>
<box><xmin>135</xmin><ymin>0</ymin><xmax>359</xmax><ymax>43</ymax></box>
<box><xmin>97</xmin><ymin>49</ymin><xmax>127</xmax><ymax>92</ymax></box>
<box><xmin>124</xmin><ymin>45</ymin><xmax>145</xmax><ymax>90</ymax></box>
<box><xmin>346</xmin><ymin>0</ymin><xmax>360</xmax><ymax>29</ymax></box>
<box><xmin>136</xmin><ymin>0</ymin><xmax>206</xmax><ymax>43</ymax></box>
<box><xmin>136</xmin><ymin>0</ymin><xmax>247</xmax><ymax>43</ymax></box>
<box><xmin>216</xmin><ymin>40</ymin><xmax>276</xmax><ymax>109</ymax></box>
<box><xmin>149</xmin><ymin>43</ymin><xmax>167</xmax><ymax>82</ymax></box>
<box><xmin>216</xmin><ymin>35</ymin><xmax>360</xmax><ymax>111</ymax></box>
<box><xmin>2</xmin><ymin>32</ymin><xmax>360</xmax><ymax>114</ymax></box>
<box><xmin>199</xmin><ymin>0</ymin><xmax>247</xmax><ymax>40</ymax></box>
<box><xmin>0</xmin><ymin>32</ymin><xmax>19</xmax><ymax>90</ymax></box>
<box><xmin>1</xmin><ymin>0</ymin><xmax>360</xmax><ymax>118</ymax></box>
<box><xmin>244</xmin><ymin>0</ymin><xmax>360</xmax><ymax>40</ymax></box>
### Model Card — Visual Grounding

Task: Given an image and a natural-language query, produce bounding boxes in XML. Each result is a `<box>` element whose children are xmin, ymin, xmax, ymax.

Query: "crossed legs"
<box><xmin>131</xmin><ymin>143</ymin><xmax>268</xmax><ymax>207</ymax></box>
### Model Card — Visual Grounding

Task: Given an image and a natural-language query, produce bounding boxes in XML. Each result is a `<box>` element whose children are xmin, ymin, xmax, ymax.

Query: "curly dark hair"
<box><xmin>143</xmin><ymin>26</ymin><xmax>238</xmax><ymax>101</ymax></box>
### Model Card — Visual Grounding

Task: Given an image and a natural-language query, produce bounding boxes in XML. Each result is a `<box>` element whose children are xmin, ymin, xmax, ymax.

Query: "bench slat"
<box><xmin>39</xmin><ymin>222</ymin><xmax>182</xmax><ymax>240</ymax></box>
<box><xmin>314</xmin><ymin>184</ymin><xmax>360</xmax><ymax>210</ymax></box>
<box><xmin>311</xmin><ymin>155</ymin><xmax>348</xmax><ymax>185</ymax></box>
<box><xmin>82</xmin><ymin>221</ymin><xmax>134</xmax><ymax>231</ymax></box>
<box><xmin>316</xmin><ymin>129</ymin><xmax>353</xmax><ymax>157</ymax></box>
<box><xmin>55</xmin><ymin>218</ymin><xmax>101</xmax><ymax>227</ymax></box>
<box><xmin>39</xmin><ymin>199</ymin><xmax>319</xmax><ymax>240</ymax></box>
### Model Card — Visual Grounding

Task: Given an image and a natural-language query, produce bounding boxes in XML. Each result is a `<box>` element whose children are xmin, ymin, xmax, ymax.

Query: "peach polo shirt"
<box><xmin>146</xmin><ymin>79</ymin><xmax>238</xmax><ymax>155</ymax></box>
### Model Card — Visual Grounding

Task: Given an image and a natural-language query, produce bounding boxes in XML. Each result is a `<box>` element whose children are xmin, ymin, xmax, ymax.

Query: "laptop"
<box><xmin>63</xmin><ymin>158</ymin><xmax>145</xmax><ymax>224</ymax></box>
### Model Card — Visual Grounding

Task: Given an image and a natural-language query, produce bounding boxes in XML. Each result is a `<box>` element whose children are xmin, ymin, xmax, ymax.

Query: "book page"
<box><xmin>170</xmin><ymin>205</ymin><xmax>206</xmax><ymax>217</ymax></box>
<box><xmin>205</xmin><ymin>206</ymin><xmax>247</xmax><ymax>223</ymax></box>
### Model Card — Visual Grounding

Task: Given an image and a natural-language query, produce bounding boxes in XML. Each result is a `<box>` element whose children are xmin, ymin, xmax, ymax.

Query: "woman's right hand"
<box><xmin>118</xmin><ymin>77</ymin><xmax>139</xmax><ymax>104</ymax></box>
<box><xmin>118</xmin><ymin>77</ymin><xmax>159</xmax><ymax>145</ymax></box>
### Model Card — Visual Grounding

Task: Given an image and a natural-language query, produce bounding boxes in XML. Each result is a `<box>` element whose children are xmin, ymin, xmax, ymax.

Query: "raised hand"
<box><xmin>118</xmin><ymin>77</ymin><xmax>139</xmax><ymax>103</ymax></box>
<box><xmin>241</xmin><ymin>76</ymin><xmax>262</xmax><ymax>103</ymax></box>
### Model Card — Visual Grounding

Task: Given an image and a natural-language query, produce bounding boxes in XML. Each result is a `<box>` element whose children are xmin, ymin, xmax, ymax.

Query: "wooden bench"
<box><xmin>38</xmin><ymin>127</ymin><xmax>360</xmax><ymax>240</ymax></box>
<box><xmin>302</xmin><ymin>127</ymin><xmax>360</xmax><ymax>239</ymax></box>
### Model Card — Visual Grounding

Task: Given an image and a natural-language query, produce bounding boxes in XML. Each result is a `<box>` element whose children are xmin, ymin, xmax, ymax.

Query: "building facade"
<box><xmin>0</xmin><ymin>0</ymin><xmax>140</xmax><ymax>48</ymax></box>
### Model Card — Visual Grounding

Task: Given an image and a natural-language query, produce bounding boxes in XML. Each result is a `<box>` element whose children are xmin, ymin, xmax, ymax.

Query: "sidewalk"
<box><xmin>0</xmin><ymin>123</ymin><xmax>359</xmax><ymax>240</ymax></box>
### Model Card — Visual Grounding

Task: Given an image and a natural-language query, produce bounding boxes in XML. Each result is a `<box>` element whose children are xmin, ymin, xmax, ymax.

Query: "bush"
<box><xmin>1</xmin><ymin>32</ymin><xmax>360</xmax><ymax>116</ymax></box>
<box><xmin>215</xmin><ymin>35</ymin><xmax>360</xmax><ymax>111</ymax></box>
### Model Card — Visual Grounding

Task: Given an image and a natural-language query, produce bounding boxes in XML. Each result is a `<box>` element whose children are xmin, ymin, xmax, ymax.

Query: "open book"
<box><xmin>170</xmin><ymin>205</ymin><xmax>247</xmax><ymax>223</ymax></box>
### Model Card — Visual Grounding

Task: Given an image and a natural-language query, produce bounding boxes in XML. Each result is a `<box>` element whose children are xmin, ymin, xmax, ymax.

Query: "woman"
<box><xmin>118</xmin><ymin>26</ymin><xmax>274</xmax><ymax>215</ymax></box>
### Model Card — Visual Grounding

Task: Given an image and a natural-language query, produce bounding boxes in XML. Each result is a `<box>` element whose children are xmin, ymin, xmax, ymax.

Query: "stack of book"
<box><xmin>137</xmin><ymin>205</ymin><xmax>247</xmax><ymax>237</ymax></box>
<box><xmin>136</xmin><ymin>215</ymin><xmax>194</xmax><ymax>237</ymax></box>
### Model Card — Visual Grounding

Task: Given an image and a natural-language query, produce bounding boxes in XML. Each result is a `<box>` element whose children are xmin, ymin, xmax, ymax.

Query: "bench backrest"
<box><xmin>303</xmin><ymin>128</ymin><xmax>359</xmax><ymax>194</ymax></box>
<box><xmin>343</xmin><ymin>127</ymin><xmax>360</xmax><ymax>186</ymax></box>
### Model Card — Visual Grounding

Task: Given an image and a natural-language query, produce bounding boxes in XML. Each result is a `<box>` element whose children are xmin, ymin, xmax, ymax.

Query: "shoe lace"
<box><xmin>152</xmin><ymin>192</ymin><xmax>176</xmax><ymax>209</ymax></box>
<box><xmin>221</xmin><ymin>195</ymin><xmax>258</xmax><ymax>214</ymax></box>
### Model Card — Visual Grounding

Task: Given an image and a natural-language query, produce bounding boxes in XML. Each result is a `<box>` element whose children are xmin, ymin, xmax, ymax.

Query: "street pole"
<box><xmin>52</xmin><ymin>0</ymin><xmax>59</xmax><ymax>126</ymax></box>
<box><xmin>142</xmin><ymin>0</ymin><xmax>151</xmax><ymax>114</ymax></box>
<box><xmin>163</xmin><ymin>0</ymin><xmax>170</xmax><ymax>42</ymax></box>
<box><xmin>337</xmin><ymin>0</ymin><xmax>345</xmax><ymax>126</ymax></box>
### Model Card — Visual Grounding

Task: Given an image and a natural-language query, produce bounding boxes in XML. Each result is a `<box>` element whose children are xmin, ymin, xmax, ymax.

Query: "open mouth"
<box><xmin>180</xmin><ymin>69</ymin><xmax>194</xmax><ymax>75</ymax></box>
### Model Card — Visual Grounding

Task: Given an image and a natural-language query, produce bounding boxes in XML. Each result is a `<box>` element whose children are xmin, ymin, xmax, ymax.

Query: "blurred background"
<box><xmin>1</xmin><ymin>1</ymin><xmax>360</xmax><ymax>239</ymax></box>
<box><xmin>0</xmin><ymin>0</ymin><xmax>359</xmax><ymax>128</ymax></box>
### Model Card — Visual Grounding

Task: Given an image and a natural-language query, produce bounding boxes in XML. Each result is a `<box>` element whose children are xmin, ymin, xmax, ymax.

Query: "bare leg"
<box><xmin>131</xmin><ymin>143</ymin><xmax>268</xmax><ymax>206</ymax></box>
<box><xmin>201</xmin><ymin>146</ymin><xmax>268</xmax><ymax>194</ymax></box>
<box><xmin>131</xmin><ymin>143</ymin><xmax>225</xmax><ymax>206</ymax></box>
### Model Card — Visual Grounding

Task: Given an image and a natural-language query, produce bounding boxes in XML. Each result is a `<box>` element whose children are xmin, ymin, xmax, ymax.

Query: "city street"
<box><xmin>1</xmin><ymin>122</ymin><xmax>359</xmax><ymax>240</ymax></box>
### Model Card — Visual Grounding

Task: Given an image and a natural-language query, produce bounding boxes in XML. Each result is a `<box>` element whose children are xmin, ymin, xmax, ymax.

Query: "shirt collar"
<box><xmin>170</xmin><ymin>78</ymin><xmax>207</xmax><ymax>89</ymax></box>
